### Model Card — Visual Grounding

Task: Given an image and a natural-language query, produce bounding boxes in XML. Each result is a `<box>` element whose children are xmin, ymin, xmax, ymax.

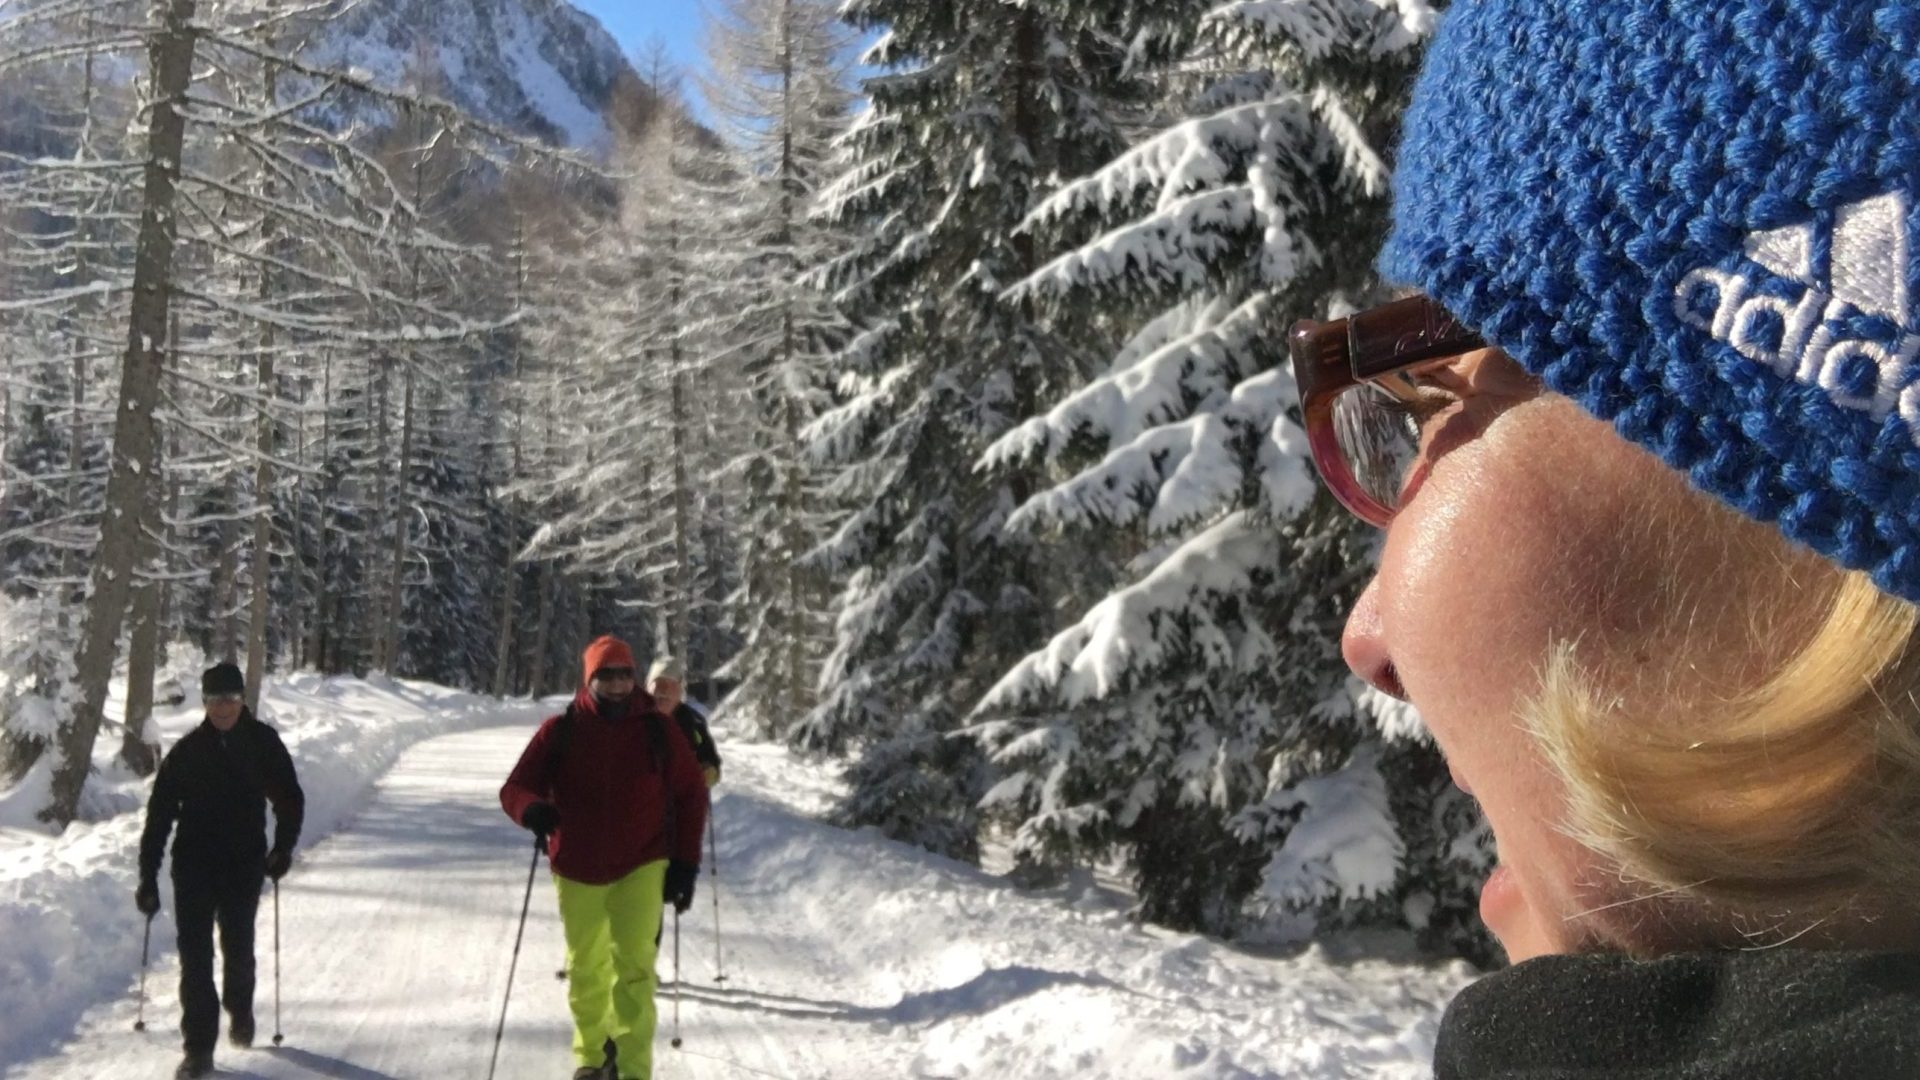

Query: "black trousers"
<box><xmin>172</xmin><ymin>861</ymin><xmax>264</xmax><ymax>1054</ymax></box>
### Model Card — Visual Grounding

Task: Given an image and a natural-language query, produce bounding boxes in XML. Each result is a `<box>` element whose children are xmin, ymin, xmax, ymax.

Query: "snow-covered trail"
<box><xmin>7</xmin><ymin>722</ymin><xmax>1472</xmax><ymax>1080</ymax></box>
<box><xmin>7</xmin><ymin>726</ymin><xmax>885</xmax><ymax>1080</ymax></box>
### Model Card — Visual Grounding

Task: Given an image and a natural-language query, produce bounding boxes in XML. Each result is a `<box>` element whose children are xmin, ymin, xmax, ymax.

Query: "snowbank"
<box><xmin>2</xmin><ymin>689</ymin><xmax>1474</xmax><ymax>1079</ymax></box>
<box><xmin>710</xmin><ymin>740</ymin><xmax>1477</xmax><ymax>1079</ymax></box>
<box><xmin>0</xmin><ymin>672</ymin><xmax>547</xmax><ymax>1064</ymax></box>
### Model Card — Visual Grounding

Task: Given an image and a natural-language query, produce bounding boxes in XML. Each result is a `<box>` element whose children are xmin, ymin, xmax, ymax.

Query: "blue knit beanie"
<box><xmin>1382</xmin><ymin>0</ymin><xmax>1920</xmax><ymax>601</ymax></box>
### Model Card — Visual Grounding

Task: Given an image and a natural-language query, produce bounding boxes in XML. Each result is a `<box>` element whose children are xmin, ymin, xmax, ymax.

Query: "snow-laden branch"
<box><xmin>1012</xmin><ymin>186</ymin><xmax>1256</xmax><ymax>302</ymax></box>
<box><xmin>975</xmin><ymin>512</ymin><xmax>1278</xmax><ymax>712</ymax></box>
<box><xmin>0</xmin><ymin>279</ymin><xmax>126</xmax><ymax>312</ymax></box>
<box><xmin>1251</xmin><ymin>746</ymin><xmax>1403</xmax><ymax>908</ymax></box>
<box><xmin>980</xmin><ymin>294</ymin><xmax>1266</xmax><ymax>471</ymax></box>
<box><xmin>1000</xmin><ymin>362</ymin><xmax>1308</xmax><ymax>538</ymax></box>
<box><xmin>0</xmin><ymin>151</ymin><xmax>143</xmax><ymax>174</ymax></box>
<box><xmin>1203</xmin><ymin>0</ymin><xmax>1436</xmax><ymax>60</ymax></box>
<box><xmin>1020</xmin><ymin>93</ymin><xmax>1380</xmax><ymax>236</ymax></box>
<box><xmin>171</xmin><ymin>285</ymin><xmax>518</xmax><ymax>346</ymax></box>
<box><xmin>153</xmin><ymin>406</ymin><xmax>324</xmax><ymax>479</ymax></box>
<box><xmin>0</xmin><ymin>35</ymin><xmax>145</xmax><ymax>76</ymax></box>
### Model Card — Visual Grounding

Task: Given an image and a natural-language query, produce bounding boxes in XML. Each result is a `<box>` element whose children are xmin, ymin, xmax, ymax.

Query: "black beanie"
<box><xmin>202</xmin><ymin>662</ymin><xmax>245</xmax><ymax>697</ymax></box>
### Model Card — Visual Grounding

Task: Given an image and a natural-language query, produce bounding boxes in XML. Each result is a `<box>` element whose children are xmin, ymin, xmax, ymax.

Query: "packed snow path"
<box><xmin>7</xmin><ymin>723</ymin><xmax>1470</xmax><ymax>1080</ymax></box>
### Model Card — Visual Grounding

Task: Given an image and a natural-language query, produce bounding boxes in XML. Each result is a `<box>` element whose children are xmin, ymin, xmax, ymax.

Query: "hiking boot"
<box><xmin>228</xmin><ymin>1013</ymin><xmax>254</xmax><ymax>1049</ymax></box>
<box><xmin>175</xmin><ymin>1052</ymin><xmax>214</xmax><ymax>1079</ymax></box>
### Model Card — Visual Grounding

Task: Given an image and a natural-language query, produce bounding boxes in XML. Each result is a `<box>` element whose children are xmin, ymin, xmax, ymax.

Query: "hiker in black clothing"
<box><xmin>645</xmin><ymin>657</ymin><xmax>721</xmax><ymax>787</ymax></box>
<box><xmin>137</xmin><ymin>662</ymin><xmax>304</xmax><ymax>1080</ymax></box>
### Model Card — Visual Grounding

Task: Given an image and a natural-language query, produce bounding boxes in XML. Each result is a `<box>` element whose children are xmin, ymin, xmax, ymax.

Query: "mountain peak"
<box><xmin>307</xmin><ymin>0</ymin><xmax>648</xmax><ymax>151</ymax></box>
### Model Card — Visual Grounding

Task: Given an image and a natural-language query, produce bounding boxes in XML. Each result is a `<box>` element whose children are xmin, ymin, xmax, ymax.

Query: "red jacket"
<box><xmin>500</xmin><ymin>689</ymin><xmax>709</xmax><ymax>885</ymax></box>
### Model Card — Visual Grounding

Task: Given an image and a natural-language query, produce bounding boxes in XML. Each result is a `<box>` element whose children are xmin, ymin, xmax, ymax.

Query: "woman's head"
<box><xmin>1332</xmin><ymin>345</ymin><xmax>1920</xmax><ymax>958</ymax></box>
<box><xmin>1328</xmin><ymin>0</ymin><xmax>1920</xmax><ymax>961</ymax></box>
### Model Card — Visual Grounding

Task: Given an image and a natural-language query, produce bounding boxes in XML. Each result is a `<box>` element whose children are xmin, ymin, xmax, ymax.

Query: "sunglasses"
<box><xmin>1288</xmin><ymin>295</ymin><xmax>1486</xmax><ymax>527</ymax></box>
<box><xmin>591</xmin><ymin>667</ymin><xmax>636</xmax><ymax>682</ymax></box>
<box><xmin>205</xmin><ymin>692</ymin><xmax>245</xmax><ymax>706</ymax></box>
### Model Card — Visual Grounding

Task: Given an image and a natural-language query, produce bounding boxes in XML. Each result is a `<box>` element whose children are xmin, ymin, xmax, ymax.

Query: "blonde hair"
<box><xmin>1528</xmin><ymin>570</ymin><xmax>1920</xmax><ymax>921</ymax></box>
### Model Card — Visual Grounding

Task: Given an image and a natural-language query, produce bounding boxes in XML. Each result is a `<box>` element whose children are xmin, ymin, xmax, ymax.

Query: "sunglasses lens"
<box><xmin>1329</xmin><ymin>381</ymin><xmax>1423</xmax><ymax>514</ymax></box>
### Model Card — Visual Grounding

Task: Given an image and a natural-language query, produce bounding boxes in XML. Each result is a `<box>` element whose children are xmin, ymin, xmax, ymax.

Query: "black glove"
<box><xmin>522</xmin><ymin>801</ymin><xmax>560</xmax><ymax>842</ymax></box>
<box><xmin>135</xmin><ymin>879</ymin><xmax>160</xmax><ymax>917</ymax></box>
<box><xmin>663</xmin><ymin>860</ymin><xmax>699</xmax><ymax>914</ymax></box>
<box><xmin>265</xmin><ymin>848</ymin><xmax>292</xmax><ymax>881</ymax></box>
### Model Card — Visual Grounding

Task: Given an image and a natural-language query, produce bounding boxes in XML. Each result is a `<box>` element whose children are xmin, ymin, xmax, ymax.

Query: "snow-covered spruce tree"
<box><xmin>798</xmin><ymin>1</ymin><xmax>1157</xmax><ymax>860</ymax></box>
<box><xmin>969</xmin><ymin>0</ymin><xmax>1494</xmax><ymax>956</ymax></box>
<box><xmin>699</xmin><ymin>0</ymin><xmax>854</xmax><ymax>737</ymax></box>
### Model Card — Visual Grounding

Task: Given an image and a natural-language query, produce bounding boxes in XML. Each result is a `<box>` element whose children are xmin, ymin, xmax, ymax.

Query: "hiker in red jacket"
<box><xmin>500</xmin><ymin>636</ymin><xmax>709</xmax><ymax>1080</ymax></box>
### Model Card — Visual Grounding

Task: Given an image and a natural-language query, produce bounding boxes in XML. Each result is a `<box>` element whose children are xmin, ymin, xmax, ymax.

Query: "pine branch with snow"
<box><xmin>967</xmin><ymin>0</ymin><xmax>1488</xmax><ymax>953</ymax></box>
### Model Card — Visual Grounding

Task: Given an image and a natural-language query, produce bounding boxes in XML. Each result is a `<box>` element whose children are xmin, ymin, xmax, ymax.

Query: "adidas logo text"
<box><xmin>1673</xmin><ymin>190</ymin><xmax>1920</xmax><ymax>448</ymax></box>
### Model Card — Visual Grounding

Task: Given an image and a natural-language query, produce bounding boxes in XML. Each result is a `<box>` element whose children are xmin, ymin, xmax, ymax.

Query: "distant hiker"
<box><xmin>136</xmin><ymin>662</ymin><xmax>304</xmax><ymax>1080</ymax></box>
<box><xmin>500</xmin><ymin>635</ymin><xmax>709</xmax><ymax>1080</ymax></box>
<box><xmin>646</xmin><ymin>657</ymin><xmax>722</xmax><ymax>788</ymax></box>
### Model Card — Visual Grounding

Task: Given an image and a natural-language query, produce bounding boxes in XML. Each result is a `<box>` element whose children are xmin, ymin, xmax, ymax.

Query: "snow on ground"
<box><xmin>2</xmin><ymin>683</ymin><xmax>1475</xmax><ymax>1080</ymax></box>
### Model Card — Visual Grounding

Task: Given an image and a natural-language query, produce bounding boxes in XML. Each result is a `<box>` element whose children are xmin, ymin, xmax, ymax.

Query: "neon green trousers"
<box><xmin>554</xmin><ymin>860</ymin><xmax>665</xmax><ymax>1079</ymax></box>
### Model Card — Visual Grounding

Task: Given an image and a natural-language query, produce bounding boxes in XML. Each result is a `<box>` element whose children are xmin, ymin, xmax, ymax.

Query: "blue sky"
<box><xmin>571</xmin><ymin>1</ymin><xmax>707</xmax><ymax>82</ymax></box>
<box><xmin>569</xmin><ymin>1</ymin><xmax>875</xmax><ymax>122</ymax></box>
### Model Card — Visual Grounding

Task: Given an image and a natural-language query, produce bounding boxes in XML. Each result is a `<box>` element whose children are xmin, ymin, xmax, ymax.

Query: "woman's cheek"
<box><xmin>1376</xmin><ymin>399</ymin><xmax>1646</xmax><ymax>955</ymax></box>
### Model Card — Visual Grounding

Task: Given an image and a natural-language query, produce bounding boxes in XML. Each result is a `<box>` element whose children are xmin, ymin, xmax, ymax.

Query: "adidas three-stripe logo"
<box><xmin>1674</xmin><ymin>189</ymin><xmax>1920</xmax><ymax>449</ymax></box>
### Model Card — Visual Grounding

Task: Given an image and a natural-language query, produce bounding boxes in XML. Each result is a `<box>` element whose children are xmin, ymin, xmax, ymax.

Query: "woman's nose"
<box><xmin>1342</xmin><ymin>577</ymin><xmax>1406</xmax><ymax>700</ymax></box>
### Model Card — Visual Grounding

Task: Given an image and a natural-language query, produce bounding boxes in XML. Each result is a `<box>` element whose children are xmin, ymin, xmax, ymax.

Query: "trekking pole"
<box><xmin>134</xmin><ymin>913</ymin><xmax>154</xmax><ymax>1032</ymax></box>
<box><xmin>707</xmin><ymin>814</ymin><xmax>726</xmax><ymax>985</ymax></box>
<box><xmin>669</xmin><ymin>908</ymin><xmax>683</xmax><ymax>1049</ymax></box>
<box><xmin>486</xmin><ymin>836</ymin><xmax>543</xmax><ymax>1080</ymax></box>
<box><xmin>272</xmin><ymin>879</ymin><xmax>284</xmax><ymax>1046</ymax></box>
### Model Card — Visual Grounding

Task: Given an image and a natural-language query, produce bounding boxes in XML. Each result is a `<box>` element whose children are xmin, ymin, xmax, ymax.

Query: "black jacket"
<box><xmin>671</xmin><ymin>703</ymin><xmax>721</xmax><ymax>773</ymax></box>
<box><xmin>1436</xmin><ymin>948</ymin><xmax>1920</xmax><ymax>1078</ymax></box>
<box><xmin>139</xmin><ymin>709</ymin><xmax>304</xmax><ymax>883</ymax></box>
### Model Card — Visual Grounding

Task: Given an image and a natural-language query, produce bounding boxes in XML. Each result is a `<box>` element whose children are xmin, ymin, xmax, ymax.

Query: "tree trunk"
<box><xmin>309</xmin><ymin>349</ymin><xmax>332</xmax><ymax>670</ymax></box>
<box><xmin>244</xmin><ymin>62</ymin><xmax>278</xmax><ymax>707</ymax></box>
<box><xmin>0</xmin><ymin>221</ymin><xmax>11</xmax><ymax>523</ymax></box>
<box><xmin>381</xmin><ymin>366</ymin><xmax>414</xmax><ymax>672</ymax></box>
<box><xmin>289</xmin><ymin>375</ymin><xmax>305</xmax><ymax>671</ymax></box>
<box><xmin>492</xmin><ymin>522</ymin><xmax>518</xmax><ymax>697</ymax></box>
<box><xmin>47</xmin><ymin>0</ymin><xmax>200</xmax><ymax>825</ymax></box>
<box><xmin>243</xmin><ymin>354</ymin><xmax>274</xmax><ymax>702</ymax></box>
<box><xmin>156</xmin><ymin>313</ymin><xmax>182</xmax><ymax>670</ymax></box>
<box><xmin>782</xmin><ymin>400</ymin><xmax>810</xmax><ymax>724</ymax></box>
<box><xmin>379</xmin><ymin>109</ymin><xmax>429</xmax><ymax>676</ymax></box>
<box><xmin>120</xmin><ymin>476</ymin><xmax>164</xmax><ymax>776</ymax></box>
<box><xmin>668</xmin><ymin>242</ymin><xmax>692</xmax><ymax>668</ymax></box>
<box><xmin>528</xmin><ymin>561</ymin><xmax>552</xmax><ymax>697</ymax></box>
<box><xmin>63</xmin><ymin>340</ymin><xmax>85</xmax><ymax>582</ymax></box>
<box><xmin>241</xmin><ymin>65</ymin><xmax>276</xmax><ymax>707</ymax></box>
<box><xmin>54</xmin><ymin>22</ymin><xmax>99</xmax><ymax>675</ymax></box>
<box><xmin>365</xmin><ymin>353</ymin><xmax>389</xmax><ymax>672</ymax></box>
<box><xmin>493</xmin><ymin>222</ymin><xmax>526</xmax><ymax>697</ymax></box>
<box><xmin>212</xmin><ymin>474</ymin><xmax>240</xmax><ymax>660</ymax></box>
<box><xmin>0</xmin><ymin>225</ymin><xmax>18</xmax><ymax>777</ymax></box>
